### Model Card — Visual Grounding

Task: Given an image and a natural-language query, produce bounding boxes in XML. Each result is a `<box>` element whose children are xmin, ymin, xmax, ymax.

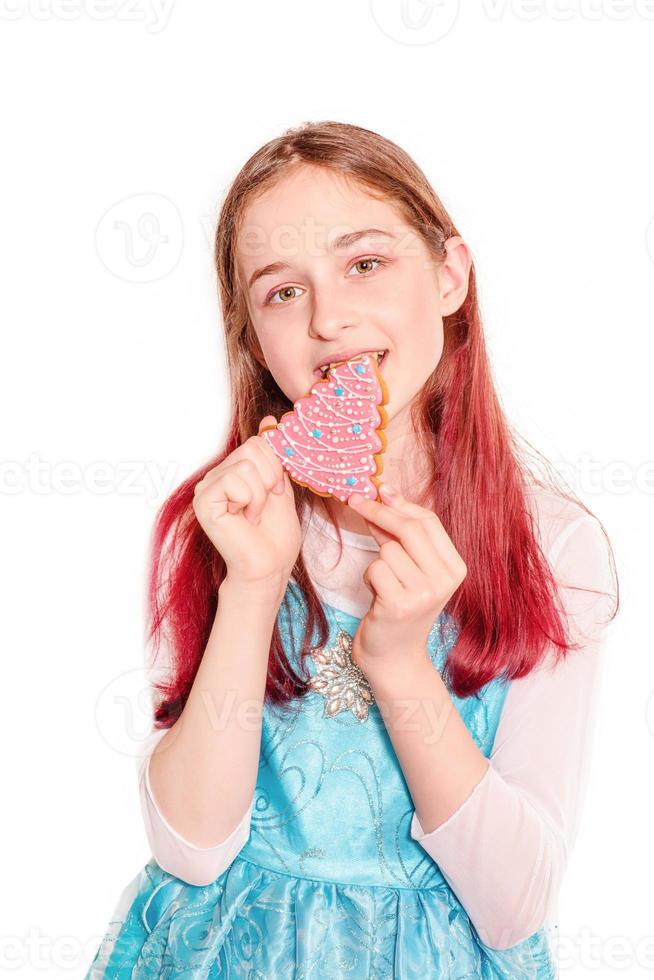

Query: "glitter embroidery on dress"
<box><xmin>308</xmin><ymin>627</ymin><xmax>375</xmax><ymax>722</ymax></box>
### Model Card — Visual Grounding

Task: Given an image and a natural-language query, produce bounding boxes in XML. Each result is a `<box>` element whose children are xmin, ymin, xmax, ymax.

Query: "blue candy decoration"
<box><xmin>334</xmin><ymin>387</ymin><xmax>344</xmax><ymax>396</ymax></box>
<box><xmin>352</xmin><ymin>424</ymin><xmax>362</xmax><ymax>434</ymax></box>
<box><xmin>284</xmin><ymin>447</ymin><xmax>294</xmax><ymax>456</ymax></box>
<box><xmin>355</xmin><ymin>364</ymin><xmax>365</xmax><ymax>375</ymax></box>
<box><xmin>311</xmin><ymin>428</ymin><xmax>322</xmax><ymax>438</ymax></box>
<box><xmin>346</xmin><ymin>477</ymin><xmax>357</xmax><ymax>486</ymax></box>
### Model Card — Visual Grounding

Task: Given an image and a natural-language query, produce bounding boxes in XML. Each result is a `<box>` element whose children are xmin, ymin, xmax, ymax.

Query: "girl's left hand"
<box><xmin>348</xmin><ymin>483</ymin><xmax>467</xmax><ymax>674</ymax></box>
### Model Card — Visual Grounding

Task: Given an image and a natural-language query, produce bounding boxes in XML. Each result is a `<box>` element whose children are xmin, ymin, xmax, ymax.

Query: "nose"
<box><xmin>308</xmin><ymin>285</ymin><xmax>361</xmax><ymax>341</ymax></box>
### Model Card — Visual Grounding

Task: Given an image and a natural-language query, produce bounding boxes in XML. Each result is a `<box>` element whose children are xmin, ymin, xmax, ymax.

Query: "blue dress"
<box><xmin>86</xmin><ymin>580</ymin><xmax>558</xmax><ymax>978</ymax></box>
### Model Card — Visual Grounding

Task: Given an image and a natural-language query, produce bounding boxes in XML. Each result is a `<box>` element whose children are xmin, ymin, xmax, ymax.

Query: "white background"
<box><xmin>1</xmin><ymin>2</ymin><xmax>652</xmax><ymax>977</ymax></box>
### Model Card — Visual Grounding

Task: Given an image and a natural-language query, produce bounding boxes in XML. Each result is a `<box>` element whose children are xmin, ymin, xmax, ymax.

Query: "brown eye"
<box><xmin>349</xmin><ymin>256</ymin><xmax>385</xmax><ymax>277</ymax></box>
<box><xmin>266</xmin><ymin>285</ymin><xmax>304</xmax><ymax>306</ymax></box>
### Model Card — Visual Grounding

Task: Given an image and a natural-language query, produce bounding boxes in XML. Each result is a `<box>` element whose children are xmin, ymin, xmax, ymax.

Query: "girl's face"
<box><xmin>236</xmin><ymin>164</ymin><xmax>469</xmax><ymax>431</ymax></box>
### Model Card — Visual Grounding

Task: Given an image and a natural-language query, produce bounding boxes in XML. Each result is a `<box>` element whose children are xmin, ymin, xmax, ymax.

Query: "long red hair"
<box><xmin>146</xmin><ymin>121</ymin><xmax>618</xmax><ymax>726</ymax></box>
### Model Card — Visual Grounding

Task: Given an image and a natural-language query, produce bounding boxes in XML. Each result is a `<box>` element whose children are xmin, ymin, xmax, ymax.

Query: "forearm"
<box><xmin>362</xmin><ymin>649</ymin><xmax>489</xmax><ymax>833</ymax></box>
<box><xmin>362</xmin><ymin>648</ymin><xmax>574</xmax><ymax>950</ymax></box>
<box><xmin>352</xmin><ymin>514</ymin><xmax>614</xmax><ymax>949</ymax></box>
<box><xmin>148</xmin><ymin>577</ymin><xmax>283</xmax><ymax>848</ymax></box>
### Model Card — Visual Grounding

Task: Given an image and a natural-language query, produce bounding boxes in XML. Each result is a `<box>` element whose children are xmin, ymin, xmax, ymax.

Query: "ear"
<box><xmin>439</xmin><ymin>236</ymin><xmax>472</xmax><ymax>317</ymax></box>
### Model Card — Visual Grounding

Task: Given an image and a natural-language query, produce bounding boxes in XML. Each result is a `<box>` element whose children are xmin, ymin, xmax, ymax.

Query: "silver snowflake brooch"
<box><xmin>308</xmin><ymin>629</ymin><xmax>376</xmax><ymax>722</ymax></box>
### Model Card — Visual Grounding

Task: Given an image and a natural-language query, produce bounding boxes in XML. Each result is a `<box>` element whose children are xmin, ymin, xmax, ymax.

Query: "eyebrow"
<box><xmin>246</xmin><ymin>228</ymin><xmax>397</xmax><ymax>290</ymax></box>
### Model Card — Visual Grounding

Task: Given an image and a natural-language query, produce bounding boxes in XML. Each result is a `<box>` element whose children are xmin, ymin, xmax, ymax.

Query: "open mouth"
<box><xmin>314</xmin><ymin>349</ymin><xmax>388</xmax><ymax>380</ymax></box>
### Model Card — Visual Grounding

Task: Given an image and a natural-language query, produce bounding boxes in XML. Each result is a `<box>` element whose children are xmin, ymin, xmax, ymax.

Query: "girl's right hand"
<box><xmin>192</xmin><ymin>416</ymin><xmax>302</xmax><ymax>596</ymax></box>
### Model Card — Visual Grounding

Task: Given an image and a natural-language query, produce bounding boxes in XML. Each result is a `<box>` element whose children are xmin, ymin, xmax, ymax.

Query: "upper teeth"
<box><xmin>318</xmin><ymin>350</ymin><xmax>385</xmax><ymax>376</ymax></box>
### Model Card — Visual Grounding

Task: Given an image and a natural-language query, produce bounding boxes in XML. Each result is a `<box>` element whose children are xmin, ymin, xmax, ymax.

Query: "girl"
<box><xmin>87</xmin><ymin>121</ymin><xmax>618</xmax><ymax>978</ymax></box>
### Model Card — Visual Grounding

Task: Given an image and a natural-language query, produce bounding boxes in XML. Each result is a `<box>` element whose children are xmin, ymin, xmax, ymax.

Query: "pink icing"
<box><xmin>259</xmin><ymin>353</ymin><xmax>388</xmax><ymax>502</ymax></box>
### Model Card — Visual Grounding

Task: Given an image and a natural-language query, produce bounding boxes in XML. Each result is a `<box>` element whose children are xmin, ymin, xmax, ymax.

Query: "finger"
<box><xmin>256</xmin><ymin>416</ymin><xmax>286</xmax><ymax>493</ymax></box>
<box><xmin>195</xmin><ymin>422</ymin><xmax>285</xmax><ymax>507</ymax></box>
<box><xmin>350</xmin><ymin>485</ymin><xmax>459</xmax><ymax>571</ymax></box>
<box><xmin>377</xmin><ymin>484</ymin><xmax>443</xmax><ymax>531</ymax></box>
<box><xmin>377</xmin><ymin>540</ymin><xmax>424</xmax><ymax>590</ymax></box>
<box><xmin>363</xmin><ymin>558</ymin><xmax>404</xmax><ymax>605</ymax></box>
<box><xmin>355</xmin><ymin>517</ymin><xmax>398</xmax><ymax>548</ymax></box>
<box><xmin>272</xmin><ymin>471</ymin><xmax>289</xmax><ymax>495</ymax></box>
<box><xmin>254</xmin><ymin>417</ymin><xmax>283</xmax><ymax>478</ymax></box>
<box><xmin>258</xmin><ymin>415</ymin><xmax>277</xmax><ymax>435</ymax></box>
<box><xmin>221</xmin><ymin>419</ymin><xmax>282</xmax><ymax>496</ymax></box>
<box><xmin>232</xmin><ymin>458</ymin><xmax>268</xmax><ymax>523</ymax></box>
<box><xmin>349</xmin><ymin>492</ymin><xmax>438</xmax><ymax>573</ymax></box>
<box><xmin>201</xmin><ymin>470</ymin><xmax>253</xmax><ymax>521</ymax></box>
<box><xmin>199</xmin><ymin>456</ymin><xmax>268</xmax><ymax>515</ymax></box>
<box><xmin>378</xmin><ymin>486</ymin><xmax>458</xmax><ymax>563</ymax></box>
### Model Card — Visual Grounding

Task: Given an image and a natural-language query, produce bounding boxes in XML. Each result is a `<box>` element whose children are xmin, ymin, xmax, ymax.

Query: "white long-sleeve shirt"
<box><xmin>135</xmin><ymin>484</ymin><xmax>616</xmax><ymax>949</ymax></box>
